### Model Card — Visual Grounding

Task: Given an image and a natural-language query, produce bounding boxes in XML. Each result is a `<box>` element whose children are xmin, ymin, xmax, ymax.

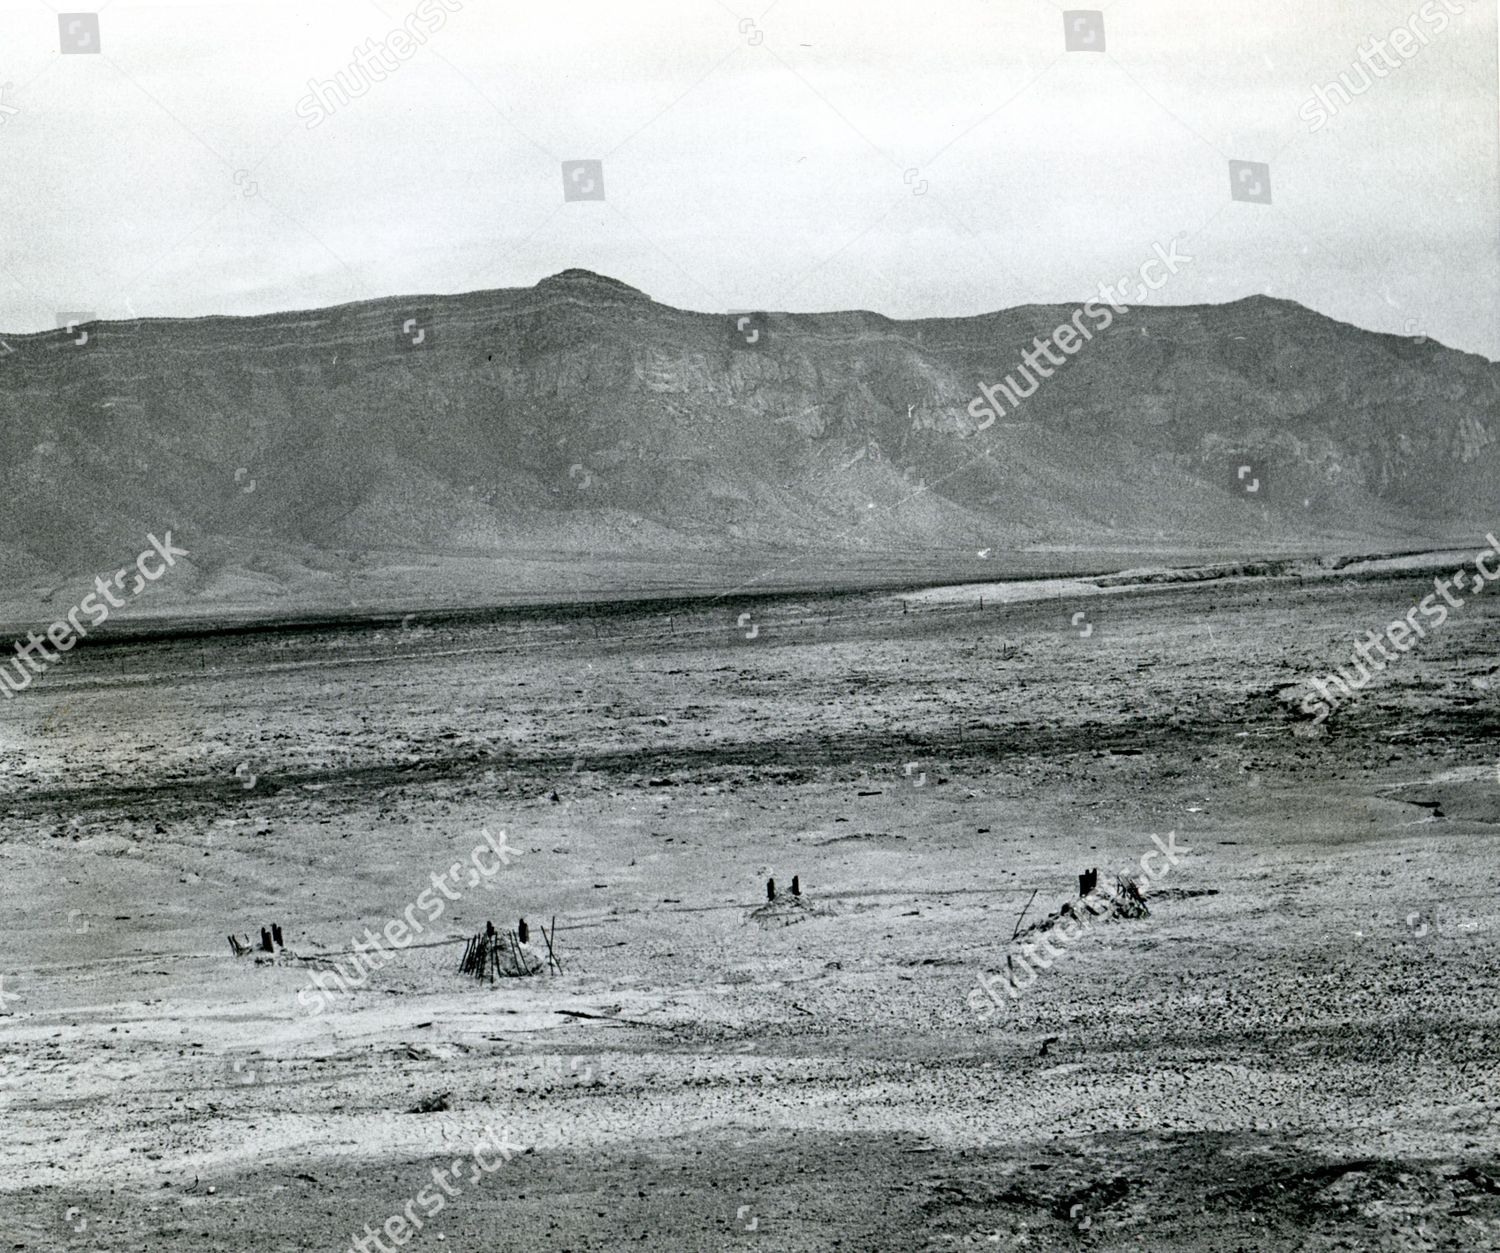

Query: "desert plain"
<box><xmin>1</xmin><ymin>560</ymin><xmax>1498</xmax><ymax>1251</ymax></box>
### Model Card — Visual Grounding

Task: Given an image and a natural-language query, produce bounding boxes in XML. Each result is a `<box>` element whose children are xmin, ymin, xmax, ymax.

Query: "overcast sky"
<box><xmin>3</xmin><ymin>0</ymin><xmax>1497</xmax><ymax>357</ymax></box>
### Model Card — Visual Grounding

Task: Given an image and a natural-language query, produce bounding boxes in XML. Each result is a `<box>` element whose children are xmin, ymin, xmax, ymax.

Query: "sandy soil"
<box><xmin>1</xmin><ymin>567</ymin><xmax>1498</xmax><ymax>1250</ymax></box>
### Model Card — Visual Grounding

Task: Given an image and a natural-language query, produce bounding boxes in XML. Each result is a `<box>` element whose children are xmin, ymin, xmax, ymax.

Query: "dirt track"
<box><xmin>2</xmin><ymin>568</ymin><xmax>1498</xmax><ymax>1250</ymax></box>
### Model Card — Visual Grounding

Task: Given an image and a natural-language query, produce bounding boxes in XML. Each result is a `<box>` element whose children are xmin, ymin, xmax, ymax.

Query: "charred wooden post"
<box><xmin>790</xmin><ymin>876</ymin><xmax>801</xmax><ymax>897</ymax></box>
<box><xmin>518</xmin><ymin>918</ymin><xmax>529</xmax><ymax>944</ymax></box>
<box><xmin>1079</xmin><ymin>868</ymin><xmax>1098</xmax><ymax>898</ymax></box>
<box><xmin>259</xmin><ymin>927</ymin><xmax>274</xmax><ymax>953</ymax></box>
<box><xmin>544</xmin><ymin>915</ymin><xmax>563</xmax><ymax>975</ymax></box>
<box><xmin>271</xmin><ymin>923</ymin><xmax>284</xmax><ymax>948</ymax></box>
<box><xmin>766</xmin><ymin>877</ymin><xmax>776</xmax><ymax>902</ymax></box>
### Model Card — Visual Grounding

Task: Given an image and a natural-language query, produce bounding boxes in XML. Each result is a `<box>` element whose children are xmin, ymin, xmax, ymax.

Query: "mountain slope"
<box><xmin>1</xmin><ymin>269</ymin><xmax>1496</xmax><ymax>614</ymax></box>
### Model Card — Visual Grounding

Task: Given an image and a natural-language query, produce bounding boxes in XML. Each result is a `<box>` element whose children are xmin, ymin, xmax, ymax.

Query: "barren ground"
<box><xmin>2</xmin><ymin>568</ymin><xmax>1498</xmax><ymax>1251</ymax></box>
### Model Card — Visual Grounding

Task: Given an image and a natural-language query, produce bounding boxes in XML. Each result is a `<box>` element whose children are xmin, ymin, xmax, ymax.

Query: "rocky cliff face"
<box><xmin>1</xmin><ymin>269</ymin><xmax>1496</xmax><ymax>614</ymax></box>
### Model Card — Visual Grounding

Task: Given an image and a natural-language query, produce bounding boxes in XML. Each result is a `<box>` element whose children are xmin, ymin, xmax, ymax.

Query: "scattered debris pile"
<box><xmin>748</xmin><ymin>874</ymin><xmax>818</xmax><ymax>929</ymax></box>
<box><xmin>1015</xmin><ymin>870</ymin><xmax>1149</xmax><ymax>942</ymax></box>
<box><xmin>461</xmin><ymin>917</ymin><xmax>562</xmax><ymax>980</ymax></box>
<box><xmin>228</xmin><ymin>923</ymin><xmax>285</xmax><ymax>958</ymax></box>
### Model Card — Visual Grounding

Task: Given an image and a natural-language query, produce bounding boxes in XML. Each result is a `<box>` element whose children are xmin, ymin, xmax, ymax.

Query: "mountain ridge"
<box><xmin>13</xmin><ymin>276</ymin><xmax>1484</xmax><ymax>361</ymax></box>
<box><xmin>1</xmin><ymin>270</ymin><xmax>1496</xmax><ymax>616</ymax></box>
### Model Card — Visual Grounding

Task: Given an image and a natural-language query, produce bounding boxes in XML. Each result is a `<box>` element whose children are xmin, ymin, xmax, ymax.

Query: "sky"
<box><xmin>2</xmin><ymin>0</ymin><xmax>1498</xmax><ymax>358</ymax></box>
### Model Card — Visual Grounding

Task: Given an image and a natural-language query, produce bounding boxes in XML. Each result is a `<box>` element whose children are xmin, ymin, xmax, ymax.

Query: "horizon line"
<box><xmin>4</xmin><ymin>270</ymin><xmax>1494</xmax><ymax>362</ymax></box>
